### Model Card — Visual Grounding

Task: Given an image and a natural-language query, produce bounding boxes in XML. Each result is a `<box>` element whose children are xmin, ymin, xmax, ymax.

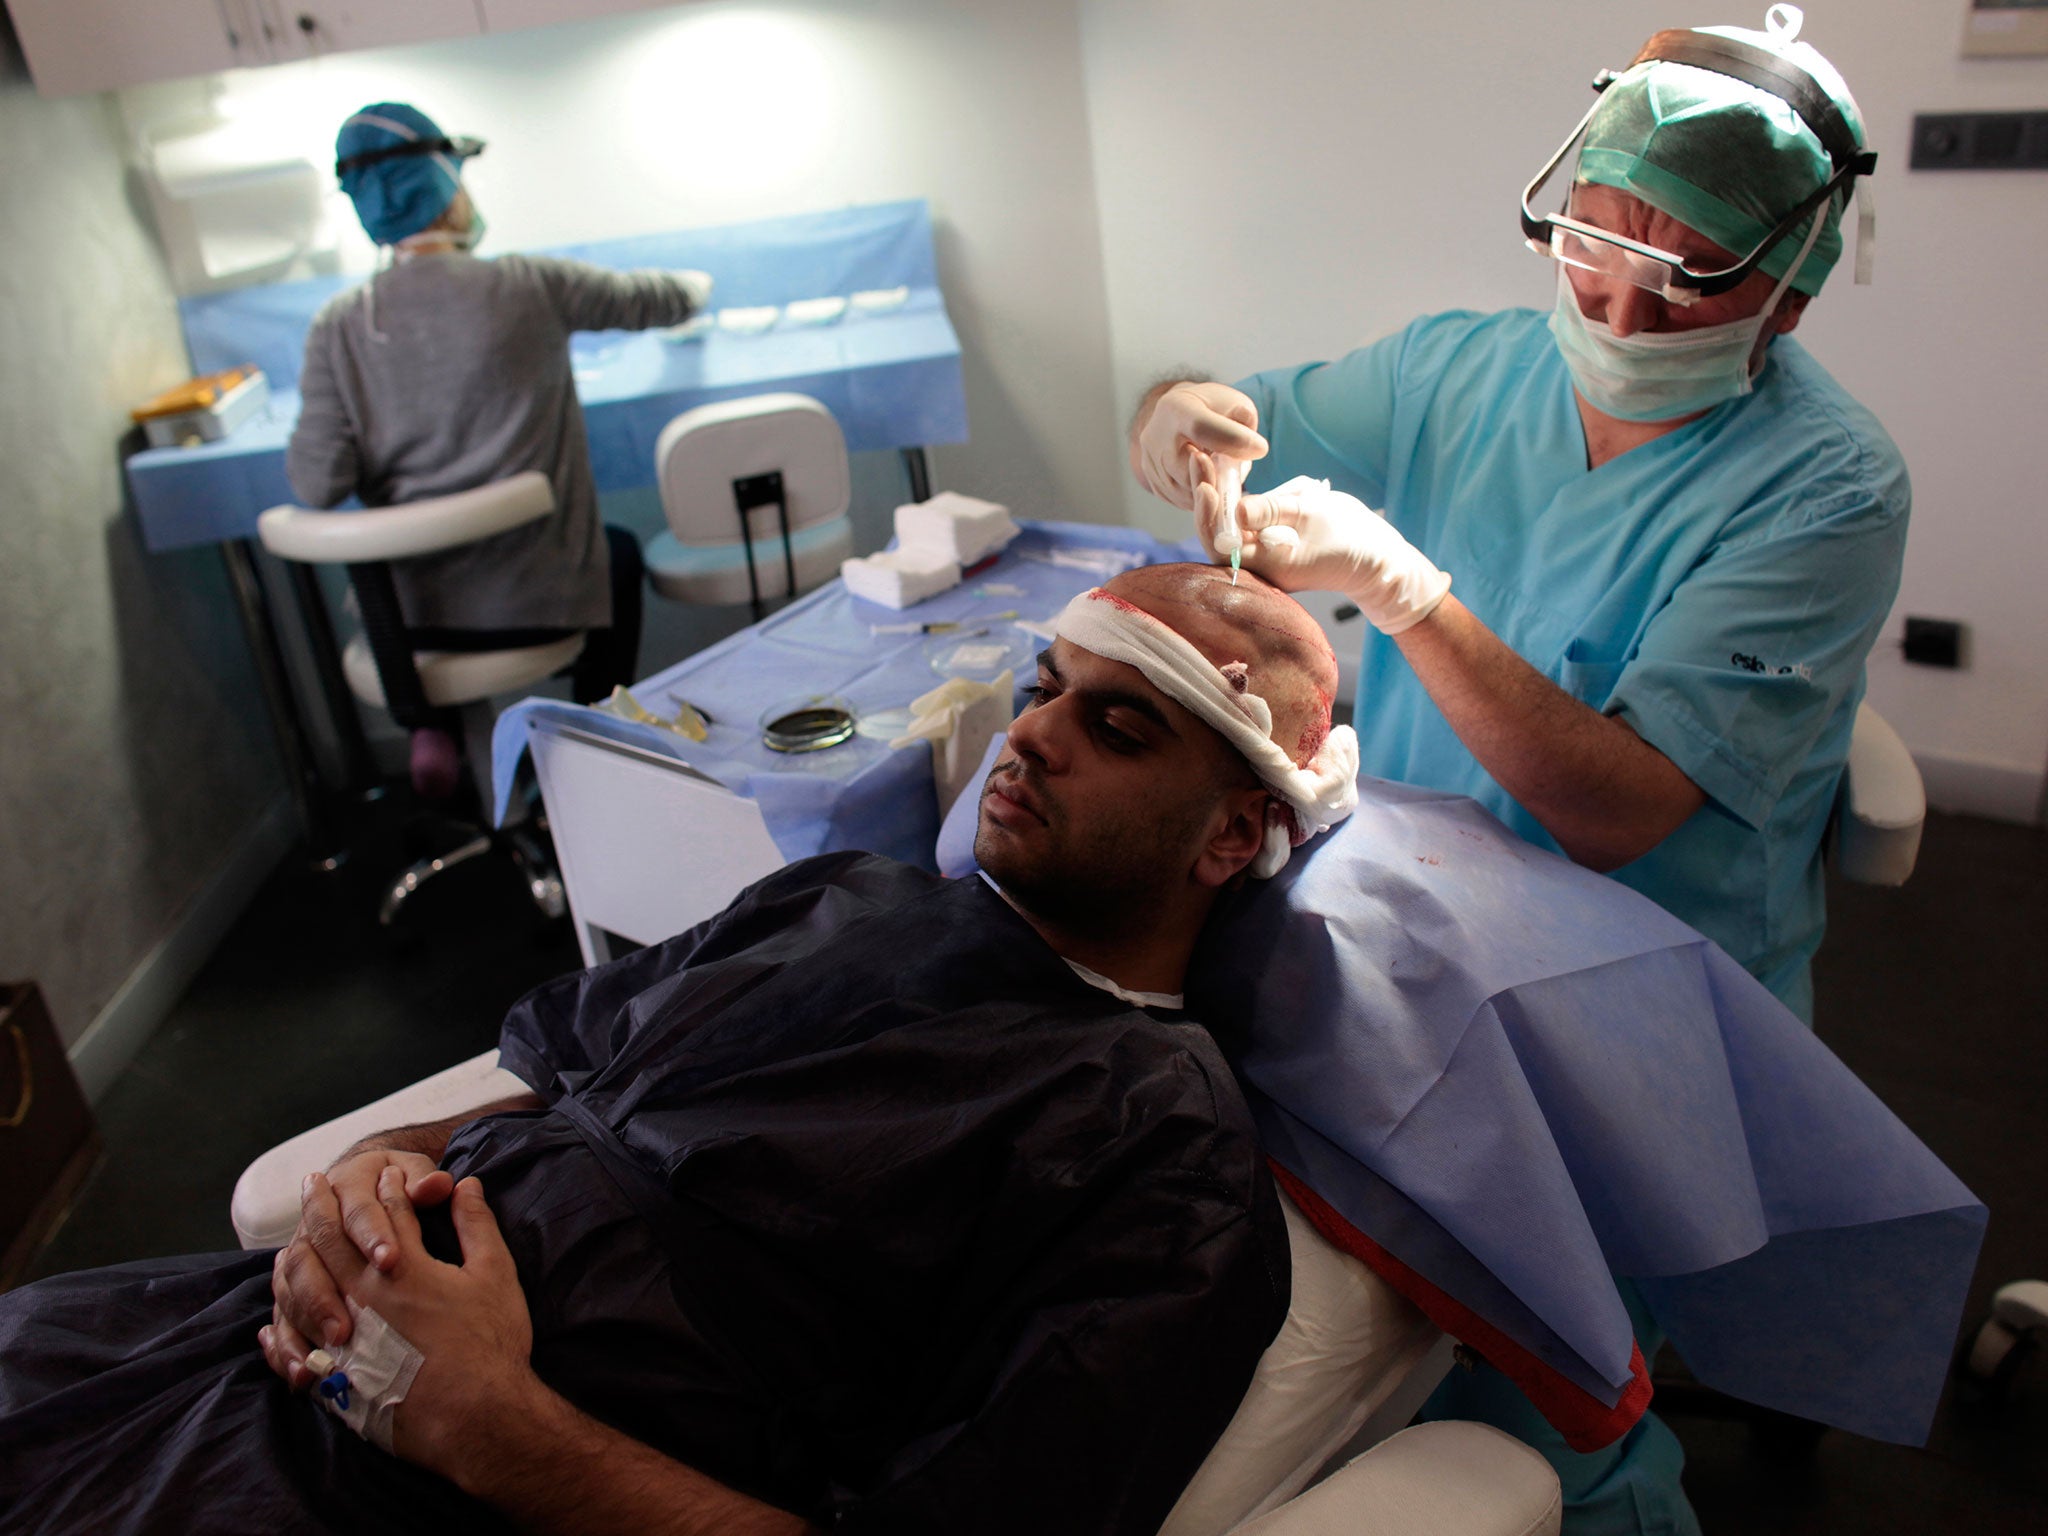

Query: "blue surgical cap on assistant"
<box><xmin>335</xmin><ymin>103</ymin><xmax>471</xmax><ymax>246</ymax></box>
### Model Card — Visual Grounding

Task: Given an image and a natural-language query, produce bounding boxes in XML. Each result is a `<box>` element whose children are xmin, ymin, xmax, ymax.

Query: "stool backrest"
<box><xmin>256</xmin><ymin>473</ymin><xmax>557</xmax><ymax>728</ymax></box>
<box><xmin>1828</xmin><ymin>703</ymin><xmax>1926</xmax><ymax>887</ymax></box>
<box><xmin>656</xmin><ymin>393</ymin><xmax>850</xmax><ymax>550</ymax></box>
<box><xmin>257</xmin><ymin>472</ymin><xmax>554</xmax><ymax>561</ymax></box>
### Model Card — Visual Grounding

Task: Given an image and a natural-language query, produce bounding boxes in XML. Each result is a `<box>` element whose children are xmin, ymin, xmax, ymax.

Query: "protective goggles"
<box><xmin>1519</xmin><ymin>29</ymin><xmax>1876</xmax><ymax>304</ymax></box>
<box><xmin>335</xmin><ymin>134</ymin><xmax>485</xmax><ymax>180</ymax></box>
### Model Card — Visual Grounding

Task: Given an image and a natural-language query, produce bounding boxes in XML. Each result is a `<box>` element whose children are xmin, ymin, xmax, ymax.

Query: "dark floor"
<box><xmin>21</xmin><ymin>803</ymin><xmax>2048</xmax><ymax>1531</ymax></box>
<box><xmin>1681</xmin><ymin>808</ymin><xmax>2048</xmax><ymax>1534</ymax></box>
<box><xmin>26</xmin><ymin>795</ymin><xmax>584</xmax><ymax>1276</ymax></box>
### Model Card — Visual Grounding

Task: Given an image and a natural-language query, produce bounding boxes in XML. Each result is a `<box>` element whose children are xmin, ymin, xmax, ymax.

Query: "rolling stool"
<box><xmin>1963</xmin><ymin>1282</ymin><xmax>2048</xmax><ymax>1399</ymax></box>
<box><xmin>645</xmin><ymin>393</ymin><xmax>854</xmax><ymax>620</ymax></box>
<box><xmin>257</xmin><ymin>472</ymin><xmax>577</xmax><ymax>924</ymax></box>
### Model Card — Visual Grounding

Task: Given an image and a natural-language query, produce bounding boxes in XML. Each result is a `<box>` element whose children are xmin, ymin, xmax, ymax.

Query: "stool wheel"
<box><xmin>1964</xmin><ymin>1317</ymin><xmax>2032</xmax><ymax>1398</ymax></box>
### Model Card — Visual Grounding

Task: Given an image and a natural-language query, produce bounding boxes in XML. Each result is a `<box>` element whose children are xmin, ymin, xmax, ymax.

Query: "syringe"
<box><xmin>1214</xmin><ymin>456</ymin><xmax>1249</xmax><ymax>585</ymax></box>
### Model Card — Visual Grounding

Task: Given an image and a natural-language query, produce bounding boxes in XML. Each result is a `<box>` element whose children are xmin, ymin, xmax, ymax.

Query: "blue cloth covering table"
<box><xmin>491</xmin><ymin>520</ymin><xmax>1202</xmax><ymax>869</ymax></box>
<box><xmin>127</xmin><ymin>200</ymin><xmax>967</xmax><ymax>552</ymax></box>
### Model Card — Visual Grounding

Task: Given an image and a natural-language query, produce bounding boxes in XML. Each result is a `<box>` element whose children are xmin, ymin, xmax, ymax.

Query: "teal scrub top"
<box><xmin>1239</xmin><ymin>309</ymin><xmax>1909</xmax><ymax>1020</ymax></box>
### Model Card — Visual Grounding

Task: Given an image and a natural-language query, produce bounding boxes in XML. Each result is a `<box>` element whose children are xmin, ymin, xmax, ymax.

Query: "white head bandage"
<box><xmin>1054</xmin><ymin>587</ymin><xmax>1359</xmax><ymax>878</ymax></box>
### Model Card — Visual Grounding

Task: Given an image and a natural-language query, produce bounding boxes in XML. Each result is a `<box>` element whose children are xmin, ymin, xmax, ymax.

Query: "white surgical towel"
<box><xmin>717</xmin><ymin>305</ymin><xmax>781</xmax><ymax>334</ymax></box>
<box><xmin>895</xmin><ymin>491</ymin><xmax>1021</xmax><ymax>568</ymax></box>
<box><xmin>840</xmin><ymin>548</ymin><xmax>963</xmax><ymax>609</ymax></box>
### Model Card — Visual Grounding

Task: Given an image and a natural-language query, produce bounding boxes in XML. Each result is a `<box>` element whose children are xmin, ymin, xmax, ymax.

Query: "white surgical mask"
<box><xmin>1547</xmin><ymin>206</ymin><xmax>1823</xmax><ymax>423</ymax></box>
<box><xmin>453</xmin><ymin>199</ymin><xmax>487</xmax><ymax>252</ymax></box>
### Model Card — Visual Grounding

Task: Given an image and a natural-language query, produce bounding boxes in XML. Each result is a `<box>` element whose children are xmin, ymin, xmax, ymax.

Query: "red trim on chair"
<box><xmin>1269</xmin><ymin>1159</ymin><xmax>1651</xmax><ymax>1452</ymax></box>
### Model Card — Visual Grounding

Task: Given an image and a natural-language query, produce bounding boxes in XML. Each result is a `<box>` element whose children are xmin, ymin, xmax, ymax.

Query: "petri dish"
<box><xmin>760</xmin><ymin>696</ymin><xmax>858</xmax><ymax>753</ymax></box>
<box><xmin>854</xmin><ymin>705</ymin><xmax>915</xmax><ymax>742</ymax></box>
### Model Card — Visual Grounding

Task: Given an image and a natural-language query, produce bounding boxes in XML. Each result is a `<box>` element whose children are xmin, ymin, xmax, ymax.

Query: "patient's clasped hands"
<box><xmin>266</xmin><ymin>1144</ymin><xmax>448</xmax><ymax>1377</ymax></box>
<box><xmin>262</xmin><ymin>1148</ymin><xmax>542</xmax><ymax>1487</ymax></box>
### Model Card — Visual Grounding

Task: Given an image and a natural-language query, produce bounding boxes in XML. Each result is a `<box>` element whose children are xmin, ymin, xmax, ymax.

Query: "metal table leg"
<box><xmin>282</xmin><ymin>559</ymin><xmax>378</xmax><ymax>792</ymax></box>
<box><xmin>220</xmin><ymin>539</ymin><xmax>345</xmax><ymax>868</ymax></box>
<box><xmin>902</xmin><ymin>446</ymin><xmax>932</xmax><ymax>504</ymax></box>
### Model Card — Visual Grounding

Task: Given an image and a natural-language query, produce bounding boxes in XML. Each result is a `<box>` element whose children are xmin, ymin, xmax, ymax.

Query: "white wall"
<box><xmin>118</xmin><ymin>0</ymin><xmax>1128</xmax><ymax>527</ymax></box>
<box><xmin>0</xmin><ymin>21</ymin><xmax>285</xmax><ymax>1055</ymax></box>
<box><xmin>1079</xmin><ymin>0</ymin><xmax>2048</xmax><ymax>820</ymax></box>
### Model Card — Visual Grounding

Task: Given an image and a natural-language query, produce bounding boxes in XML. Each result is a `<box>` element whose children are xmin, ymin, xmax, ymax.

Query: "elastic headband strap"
<box><xmin>1054</xmin><ymin>588</ymin><xmax>1359</xmax><ymax>879</ymax></box>
<box><xmin>336</xmin><ymin>136</ymin><xmax>483</xmax><ymax>180</ymax></box>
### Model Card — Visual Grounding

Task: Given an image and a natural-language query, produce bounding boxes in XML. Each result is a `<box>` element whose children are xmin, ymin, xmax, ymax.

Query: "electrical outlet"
<box><xmin>1902</xmin><ymin>617</ymin><xmax>1964</xmax><ymax>669</ymax></box>
<box><xmin>1911</xmin><ymin>112</ymin><xmax>2048</xmax><ymax>170</ymax></box>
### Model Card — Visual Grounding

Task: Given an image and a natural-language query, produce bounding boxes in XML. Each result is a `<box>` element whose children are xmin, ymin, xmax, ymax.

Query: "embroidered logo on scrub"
<box><xmin>1731</xmin><ymin>652</ymin><xmax>1812</xmax><ymax>682</ymax></box>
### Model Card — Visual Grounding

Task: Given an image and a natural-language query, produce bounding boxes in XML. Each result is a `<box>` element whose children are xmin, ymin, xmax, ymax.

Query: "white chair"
<box><xmin>257</xmin><ymin>472</ymin><xmax>580</xmax><ymax>921</ymax></box>
<box><xmin>644</xmin><ymin>393</ymin><xmax>855</xmax><ymax>618</ymax></box>
<box><xmin>232</xmin><ymin>716</ymin><xmax>795</xmax><ymax>1241</ymax></box>
<box><xmin>1230</xmin><ymin>1422</ymin><xmax>1561</xmax><ymax>1536</ymax></box>
<box><xmin>1828</xmin><ymin>703</ymin><xmax>1926</xmax><ymax>886</ymax></box>
<box><xmin>1964</xmin><ymin>1281</ymin><xmax>2048</xmax><ymax>1396</ymax></box>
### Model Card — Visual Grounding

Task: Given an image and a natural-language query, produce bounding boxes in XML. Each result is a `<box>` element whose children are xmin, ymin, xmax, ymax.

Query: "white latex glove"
<box><xmin>1210</xmin><ymin>474</ymin><xmax>1451</xmax><ymax>636</ymax></box>
<box><xmin>674</xmin><ymin>269</ymin><xmax>715</xmax><ymax>312</ymax></box>
<box><xmin>1133</xmin><ymin>381</ymin><xmax>1268</xmax><ymax>512</ymax></box>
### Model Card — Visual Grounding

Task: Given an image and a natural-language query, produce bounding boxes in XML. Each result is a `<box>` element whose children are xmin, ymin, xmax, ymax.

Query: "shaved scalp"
<box><xmin>1099</xmin><ymin>563</ymin><xmax>1340</xmax><ymax>769</ymax></box>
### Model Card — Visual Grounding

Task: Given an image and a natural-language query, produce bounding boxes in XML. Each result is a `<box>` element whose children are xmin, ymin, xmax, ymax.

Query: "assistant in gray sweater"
<box><xmin>287</xmin><ymin>252</ymin><xmax>703</xmax><ymax>633</ymax></box>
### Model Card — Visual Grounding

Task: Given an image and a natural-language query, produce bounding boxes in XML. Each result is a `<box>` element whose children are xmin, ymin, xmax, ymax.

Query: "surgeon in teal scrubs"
<box><xmin>1129</xmin><ymin>9</ymin><xmax>1904</xmax><ymax>1534</ymax></box>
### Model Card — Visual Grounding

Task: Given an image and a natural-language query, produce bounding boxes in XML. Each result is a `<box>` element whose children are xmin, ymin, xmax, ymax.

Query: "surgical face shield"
<box><xmin>1518</xmin><ymin>6</ymin><xmax>1875</xmax><ymax>303</ymax></box>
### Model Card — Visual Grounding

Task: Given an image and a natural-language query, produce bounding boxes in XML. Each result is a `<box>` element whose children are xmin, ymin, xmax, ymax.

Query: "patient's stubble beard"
<box><xmin>975</xmin><ymin>760</ymin><xmax>1215</xmax><ymax>945</ymax></box>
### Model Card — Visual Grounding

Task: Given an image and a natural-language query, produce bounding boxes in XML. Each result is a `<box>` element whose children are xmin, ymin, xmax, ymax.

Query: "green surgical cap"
<box><xmin>1574</xmin><ymin>9</ymin><xmax>1866</xmax><ymax>297</ymax></box>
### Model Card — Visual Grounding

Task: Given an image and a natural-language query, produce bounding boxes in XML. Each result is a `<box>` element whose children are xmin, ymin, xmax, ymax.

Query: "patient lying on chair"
<box><xmin>0</xmin><ymin>565</ymin><xmax>1361</xmax><ymax>1536</ymax></box>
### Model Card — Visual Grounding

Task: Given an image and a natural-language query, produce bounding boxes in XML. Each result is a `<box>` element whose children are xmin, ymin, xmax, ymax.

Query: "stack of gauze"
<box><xmin>840</xmin><ymin>492</ymin><xmax>1020</xmax><ymax>609</ymax></box>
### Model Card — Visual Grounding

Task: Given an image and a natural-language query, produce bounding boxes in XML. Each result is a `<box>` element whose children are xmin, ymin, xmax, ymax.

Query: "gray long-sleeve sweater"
<box><xmin>286</xmin><ymin>253</ymin><xmax>702</xmax><ymax>630</ymax></box>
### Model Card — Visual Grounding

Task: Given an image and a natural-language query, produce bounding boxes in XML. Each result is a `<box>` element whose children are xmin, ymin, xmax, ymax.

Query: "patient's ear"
<box><xmin>1193</xmin><ymin>788</ymin><xmax>1271</xmax><ymax>890</ymax></box>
